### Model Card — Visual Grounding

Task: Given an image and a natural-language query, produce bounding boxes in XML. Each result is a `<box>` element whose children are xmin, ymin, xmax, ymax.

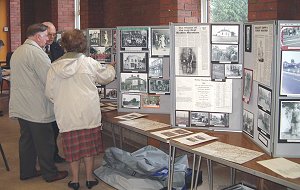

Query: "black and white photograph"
<box><xmin>280</xmin><ymin>26</ymin><xmax>300</xmax><ymax>50</ymax></box>
<box><xmin>148</xmin><ymin>79</ymin><xmax>170</xmax><ymax>94</ymax></box>
<box><xmin>258</xmin><ymin>85</ymin><xmax>272</xmax><ymax>113</ymax></box>
<box><xmin>121</xmin><ymin>52</ymin><xmax>148</xmax><ymax>73</ymax></box>
<box><xmin>209</xmin><ymin>113</ymin><xmax>229</xmax><ymax>127</ymax></box>
<box><xmin>142</xmin><ymin>94</ymin><xmax>160</xmax><ymax>108</ymax></box>
<box><xmin>55</xmin><ymin>31</ymin><xmax>63</xmax><ymax>46</ymax></box>
<box><xmin>121</xmin><ymin>29</ymin><xmax>148</xmax><ymax>49</ymax></box>
<box><xmin>112</xmin><ymin>29</ymin><xmax>117</xmax><ymax>53</ymax></box>
<box><xmin>151</xmin><ymin>28</ymin><xmax>170</xmax><ymax>56</ymax></box>
<box><xmin>256</xmin><ymin>37</ymin><xmax>265</xmax><ymax>63</ymax></box>
<box><xmin>120</xmin><ymin>73</ymin><xmax>148</xmax><ymax>93</ymax></box>
<box><xmin>190</xmin><ymin>111</ymin><xmax>209</xmax><ymax>127</ymax></box>
<box><xmin>243</xmin><ymin>109</ymin><xmax>254</xmax><ymax>138</ymax></box>
<box><xmin>280</xmin><ymin>50</ymin><xmax>300</xmax><ymax>96</ymax></box>
<box><xmin>225</xmin><ymin>64</ymin><xmax>242</xmax><ymax>78</ymax></box>
<box><xmin>100</xmin><ymin>29</ymin><xmax>112</xmax><ymax>47</ymax></box>
<box><xmin>279</xmin><ymin>100</ymin><xmax>300</xmax><ymax>142</ymax></box>
<box><xmin>121</xmin><ymin>93</ymin><xmax>141</xmax><ymax>109</ymax></box>
<box><xmin>97</xmin><ymin>86</ymin><xmax>105</xmax><ymax>99</ymax></box>
<box><xmin>258</xmin><ymin>133</ymin><xmax>268</xmax><ymax>147</ymax></box>
<box><xmin>211</xmin><ymin>64</ymin><xmax>225</xmax><ymax>81</ymax></box>
<box><xmin>243</xmin><ymin>68</ymin><xmax>253</xmax><ymax>104</ymax></box>
<box><xmin>211</xmin><ymin>24</ymin><xmax>239</xmax><ymax>44</ymax></box>
<box><xmin>148</xmin><ymin>58</ymin><xmax>163</xmax><ymax>78</ymax></box>
<box><xmin>90</xmin><ymin>47</ymin><xmax>112</xmax><ymax>62</ymax></box>
<box><xmin>257</xmin><ymin>108</ymin><xmax>271</xmax><ymax>138</ymax></box>
<box><xmin>88</xmin><ymin>29</ymin><xmax>100</xmax><ymax>46</ymax></box>
<box><xmin>105</xmin><ymin>88</ymin><xmax>117</xmax><ymax>99</ymax></box>
<box><xmin>178</xmin><ymin>47</ymin><xmax>198</xmax><ymax>75</ymax></box>
<box><xmin>245</xmin><ymin>25</ymin><xmax>252</xmax><ymax>52</ymax></box>
<box><xmin>175</xmin><ymin>110</ymin><xmax>190</xmax><ymax>127</ymax></box>
<box><xmin>211</xmin><ymin>44</ymin><xmax>238</xmax><ymax>63</ymax></box>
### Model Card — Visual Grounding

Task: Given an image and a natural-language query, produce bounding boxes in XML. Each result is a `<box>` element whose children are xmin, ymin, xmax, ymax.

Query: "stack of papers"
<box><xmin>172</xmin><ymin>132</ymin><xmax>218</xmax><ymax>146</ymax></box>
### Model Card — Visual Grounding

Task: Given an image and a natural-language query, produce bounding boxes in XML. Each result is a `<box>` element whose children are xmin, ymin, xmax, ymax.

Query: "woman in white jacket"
<box><xmin>45</xmin><ymin>29</ymin><xmax>116</xmax><ymax>190</ymax></box>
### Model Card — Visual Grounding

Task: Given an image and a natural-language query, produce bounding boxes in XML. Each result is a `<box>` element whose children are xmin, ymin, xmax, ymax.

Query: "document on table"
<box><xmin>257</xmin><ymin>157</ymin><xmax>300</xmax><ymax>179</ymax></box>
<box><xmin>118</xmin><ymin>118</ymin><xmax>170</xmax><ymax>131</ymax></box>
<box><xmin>114</xmin><ymin>112</ymin><xmax>146</xmax><ymax>120</ymax></box>
<box><xmin>151</xmin><ymin>128</ymin><xmax>193</xmax><ymax>140</ymax></box>
<box><xmin>172</xmin><ymin>132</ymin><xmax>217</xmax><ymax>146</ymax></box>
<box><xmin>193</xmin><ymin>141</ymin><xmax>264</xmax><ymax>164</ymax></box>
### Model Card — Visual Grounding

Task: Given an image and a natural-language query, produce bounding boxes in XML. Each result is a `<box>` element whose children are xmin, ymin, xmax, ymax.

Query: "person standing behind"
<box><xmin>45</xmin><ymin>29</ymin><xmax>116</xmax><ymax>190</ymax></box>
<box><xmin>42</xmin><ymin>21</ymin><xmax>65</xmax><ymax>163</ymax></box>
<box><xmin>9</xmin><ymin>23</ymin><xmax>68</xmax><ymax>182</ymax></box>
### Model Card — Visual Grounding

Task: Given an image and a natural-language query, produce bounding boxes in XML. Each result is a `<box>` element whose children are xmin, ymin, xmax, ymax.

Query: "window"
<box><xmin>205</xmin><ymin>0</ymin><xmax>248</xmax><ymax>23</ymax></box>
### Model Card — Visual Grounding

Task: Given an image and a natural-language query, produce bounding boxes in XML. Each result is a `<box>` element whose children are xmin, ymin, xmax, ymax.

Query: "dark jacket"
<box><xmin>49</xmin><ymin>42</ymin><xmax>64</xmax><ymax>62</ymax></box>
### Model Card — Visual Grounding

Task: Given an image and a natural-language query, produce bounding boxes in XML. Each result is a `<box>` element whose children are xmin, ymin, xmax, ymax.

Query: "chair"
<box><xmin>0</xmin><ymin>143</ymin><xmax>10</xmax><ymax>171</ymax></box>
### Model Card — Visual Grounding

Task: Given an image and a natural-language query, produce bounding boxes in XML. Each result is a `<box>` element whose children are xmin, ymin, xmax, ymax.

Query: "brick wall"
<box><xmin>57</xmin><ymin>0</ymin><xmax>75</xmax><ymax>31</ymax></box>
<box><xmin>10</xmin><ymin>0</ymin><xmax>21</xmax><ymax>51</ymax></box>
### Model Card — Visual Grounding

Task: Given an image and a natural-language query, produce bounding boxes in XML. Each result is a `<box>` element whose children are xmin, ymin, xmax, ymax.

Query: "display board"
<box><xmin>116</xmin><ymin>26</ymin><xmax>171</xmax><ymax>114</ymax></box>
<box><xmin>170</xmin><ymin>23</ymin><xmax>243</xmax><ymax>132</ymax></box>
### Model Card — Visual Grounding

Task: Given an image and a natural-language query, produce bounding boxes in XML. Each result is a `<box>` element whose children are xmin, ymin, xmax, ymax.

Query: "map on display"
<box><xmin>193</xmin><ymin>141</ymin><xmax>264</xmax><ymax>164</ymax></box>
<box><xmin>118</xmin><ymin>118</ymin><xmax>170</xmax><ymax>131</ymax></box>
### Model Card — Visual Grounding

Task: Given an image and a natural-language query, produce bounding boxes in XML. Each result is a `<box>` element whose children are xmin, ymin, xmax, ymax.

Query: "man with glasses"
<box><xmin>9</xmin><ymin>23</ymin><xmax>68</xmax><ymax>182</ymax></box>
<box><xmin>42</xmin><ymin>22</ymin><xmax>65</xmax><ymax>163</ymax></box>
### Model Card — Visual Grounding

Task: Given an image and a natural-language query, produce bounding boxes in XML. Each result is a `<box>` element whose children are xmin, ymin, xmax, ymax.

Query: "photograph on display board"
<box><xmin>258</xmin><ymin>133</ymin><xmax>268</xmax><ymax>147</ymax></box>
<box><xmin>279</xmin><ymin>100</ymin><xmax>300</xmax><ymax>143</ymax></box>
<box><xmin>120</xmin><ymin>73</ymin><xmax>148</xmax><ymax>93</ymax></box>
<box><xmin>105</xmin><ymin>88</ymin><xmax>117</xmax><ymax>99</ymax></box>
<box><xmin>175</xmin><ymin>110</ymin><xmax>190</xmax><ymax>127</ymax></box>
<box><xmin>148</xmin><ymin>79</ymin><xmax>170</xmax><ymax>94</ymax></box>
<box><xmin>97</xmin><ymin>87</ymin><xmax>105</xmax><ymax>99</ymax></box>
<box><xmin>256</xmin><ymin>37</ymin><xmax>265</xmax><ymax>63</ymax></box>
<box><xmin>112</xmin><ymin>29</ymin><xmax>117</xmax><ymax>53</ymax></box>
<box><xmin>225</xmin><ymin>64</ymin><xmax>242</xmax><ymax>78</ymax></box>
<box><xmin>280</xmin><ymin>26</ymin><xmax>300</xmax><ymax>50</ymax></box>
<box><xmin>142</xmin><ymin>94</ymin><xmax>160</xmax><ymax>108</ymax></box>
<box><xmin>148</xmin><ymin>58</ymin><xmax>163</xmax><ymax>78</ymax></box>
<box><xmin>177</xmin><ymin>47</ymin><xmax>198</xmax><ymax>75</ymax></box>
<box><xmin>209</xmin><ymin>113</ymin><xmax>229</xmax><ymax>127</ymax></box>
<box><xmin>243</xmin><ymin>68</ymin><xmax>253</xmax><ymax>104</ymax></box>
<box><xmin>88</xmin><ymin>29</ymin><xmax>100</xmax><ymax>46</ymax></box>
<box><xmin>257</xmin><ymin>85</ymin><xmax>272</xmax><ymax>114</ymax></box>
<box><xmin>120</xmin><ymin>29</ymin><xmax>148</xmax><ymax>50</ymax></box>
<box><xmin>121</xmin><ymin>52</ymin><xmax>148</xmax><ymax>73</ymax></box>
<box><xmin>211</xmin><ymin>63</ymin><xmax>225</xmax><ymax>81</ymax></box>
<box><xmin>211</xmin><ymin>24</ymin><xmax>239</xmax><ymax>44</ymax></box>
<box><xmin>243</xmin><ymin>109</ymin><xmax>254</xmax><ymax>138</ymax></box>
<box><xmin>100</xmin><ymin>29</ymin><xmax>112</xmax><ymax>47</ymax></box>
<box><xmin>211</xmin><ymin>44</ymin><xmax>238</xmax><ymax>63</ymax></box>
<box><xmin>90</xmin><ymin>47</ymin><xmax>112</xmax><ymax>63</ymax></box>
<box><xmin>280</xmin><ymin>51</ymin><xmax>300</xmax><ymax>96</ymax></box>
<box><xmin>245</xmin><ymin>25</ymin><xmax>252</xmax><ymax>52</ymax></box>
<box><xmin>190</xmin><ymin>111</ymin><xmax>209</xmax><ymax>127</ymax></box>
<box><xmin>151</xmin><ymin>28</ymin><xmax>170</xmax><ymax>56</ymax></box>
<box><xmin>121</xmin><ymin>93</ymin><xmax>141</xmax><ymax>109</ymax></box>
<box><xmin>257</xmin><ymin>108</ymin><xmax>271</xmax><ymax>138</ymax></box>
<box><xmin>55</xmin><ymin>31</ymin><xmax>63</xmax><ymax>46</ymax></box>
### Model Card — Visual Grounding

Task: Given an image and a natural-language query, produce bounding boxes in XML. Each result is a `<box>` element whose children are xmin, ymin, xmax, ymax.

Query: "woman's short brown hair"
<box><xmin>61</xmin><ymin>29</ymin><xmax>87</xmax><ymax>53</ymax></box>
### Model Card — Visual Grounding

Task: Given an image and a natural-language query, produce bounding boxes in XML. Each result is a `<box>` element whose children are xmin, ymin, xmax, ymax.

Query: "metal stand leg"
<box><xmin>119</xmin><ymin>125</ymin><xmax>123</xmax><ymax>149</ymax></box>
<box><xmin>168</xmin><ymin>145</ymin><xmax>176</xmax><ymax>190</ymax></box>
<box><xmin>207</xmin><ymin>159</ymin><xmax>213</xmax><ymax>190</ymax></box>
<box><xmin>193</xmin><ymin>155</ymin><xmax>202</xmax><ymax>190</ymax></box>
<box><xmin>110</xmin><ymin>123</ymin><xmax>116</xmax><ymax>147</ymax></box>
<box><xmin>0</xmin><ymin>144</ymin><xmax>10</xmax><ymax>171</ymax></box>
<box><xmin>191</xmin><ymin>154</ymin><xmax>196</xmax><ymax>190</ymax></box>
<box><xmin>230</xmin><ymin>168</ymin><xmax>236</xmax><ymax>185</ymax></box>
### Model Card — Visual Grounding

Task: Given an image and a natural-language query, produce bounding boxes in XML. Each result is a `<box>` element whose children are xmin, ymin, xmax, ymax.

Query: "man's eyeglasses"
<box><xmin>48</xmin><ymin>33</ymin><xmax>57</xmax><ymax>37</ymax></box>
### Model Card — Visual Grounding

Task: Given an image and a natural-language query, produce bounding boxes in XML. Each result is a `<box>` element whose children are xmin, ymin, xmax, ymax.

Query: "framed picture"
<box><xmin>120</xmin><ymin>73</ymin><xmax>148</xmax><ymax>93</ymax></box>
<box><xmin>175</xmin><ymin>110</ymin><xmax>190</xmax><ymax>127</ymax></box>
<box><xmin>88</xmin><ymin>29</ymin><xmax>100</xmax><ymax>46</ymax></box>
<box><xmin>177</xmin><ymin>47</ymin><xmax>198</xmax><ymax>75</ymax></box>
<box><xmin>120</xmin><ymin>28</ymin><xmax>148</xmax><ymax>50</ymax></box>
<box><xmin>148</xmin><ymin>79</ymin><xmax>170</xmax><ymax>94</ymax></box>
<box><xmin>105</xmin><ymin>88</ymin><xmax>117</xmax><ymax>99</ymax></box>
<box><xmin>209</xmin><ymin>113</ymin><xmax>229</xmax><ymax>127</ymax></box>
<box><xmin>112</xmin><ymin>29</ymin><xmax>117</xmax><ymax>53</ymax></box>
<box><xmin>245</xmin><ymin>25</ymin><xmax>252</xmax><ymax>52</ymax></box>
<box><xmin>142</xmin><ymin>94</ymin><xmax>160</xmax><ymax>108</ymax></box>
<box><xmin>100</xmin><ymin>29</ymin><xmax>112</xmax><ymax>47</ymax></box>
<box><xmin>55</xmin><ymin>31</ymin><xmax>63</xmax><ymax>46</ymax></box>
<box><xmin>257</xmin><ymin>108</ymin><xmax>271</xmax><ymax>138</ymax></box>
<box><xmin>211</xmin><ymin>44</ymin><xmax>238</xmax><ymax>63</ymax></box>
<box><xmin>148</xmin><ymin>58</ymin><xmax>163</xmax><ymax>78</ymax></box>
<box><xmin>243</xmin><ymin>68</ymin><xmax>253</xmax><ymax>104</ymax></box>
<box><xmin>258</xmin><ymin>133</ymin><xmax>268</xmax><ymax>147</ymax></box>
<box><xmin>211</xmin><ymin>24</ymin><xmax>239</xmax><ymax>44</ymax></box>
<box><xmin>280</xmin><ymin>25</ymin><xmax>300</xmax><ymax>50</ymax></box>
<box><xmin>279</xmin><ymin>100</ymin><xmax>300</xmax><ymax>143</ymax></box>
<box><xmin>280</xmin><ymin>51</ymin><xmax>300</xmax><ymax>96</ymax></box>
<box><xmin>243</xmin><ymin>109</ymin><xmax>254</xmax><ymax>138</ymax></box>
<box><xmin>190</xmin><ymin>111</ymin><xmax>209</xmax><ymax>127</ymax></box>
<box><xmin>90</xmin><ymin>47</ymin><xmax>112</xmax><ymax>63</ymax></box>
<box><xmin>225</xmin><ymin>64</ymin><xmax>242</xmax><ymax>78</ymax></box>
<box><xmin>121</xmin><ymin>52</ymin><xmax>148</xmax><ymax>73</ymax></box>
<box><xmin>258</xmin><ymin>85</ymin><xmax>272</xmax><ymax>114</ymax></box>
<box><xmin>121</xmin><ymin>93</ymin><xmax>141</xmax><ymax>109</ymax></box>
<box><xmin>211</xmin><ymin>63</ymin><xmax>225</xmax><ymax>81</ymax></box>
<box><xmin>151</xmin><ymin>28</ymin><xmax>170</xmax><ymax>56</ymax></box>
<box><xmin>97</xmin><ymin>86</ymin><xmax>105</xmax><ymax>99</ymax></box>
